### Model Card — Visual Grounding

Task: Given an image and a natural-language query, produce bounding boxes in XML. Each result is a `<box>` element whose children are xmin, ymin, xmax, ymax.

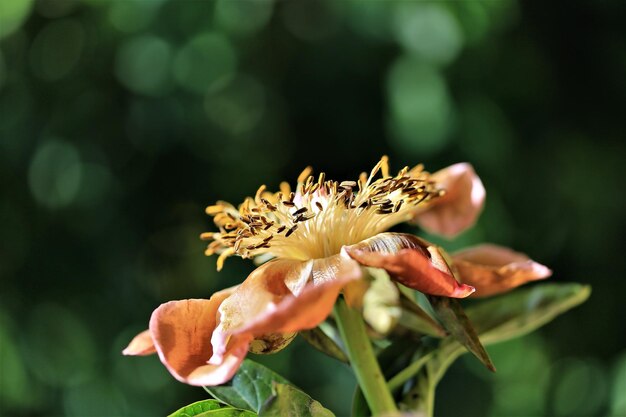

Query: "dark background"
<box><xmin>1</xmin><ymin>0</ymin><xmax>624</xmax><ymax>416</ymax></box>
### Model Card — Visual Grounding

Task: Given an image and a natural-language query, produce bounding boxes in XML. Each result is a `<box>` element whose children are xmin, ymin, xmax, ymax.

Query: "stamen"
<box><xmin>203</xmin><ymin>157</ymin><xmax>442</xmax><ymax>269</ymax></box>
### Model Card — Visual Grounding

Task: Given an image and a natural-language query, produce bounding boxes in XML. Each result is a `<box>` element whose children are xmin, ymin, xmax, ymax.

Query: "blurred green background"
<box><xmin>1</xmin><ymin>0</ymin><xmax>625</xmax><ymax>416</ymax></box>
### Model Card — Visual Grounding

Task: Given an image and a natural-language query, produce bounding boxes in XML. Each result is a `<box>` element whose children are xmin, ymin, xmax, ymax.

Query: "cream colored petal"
<box><xmin>149</xmin><ymin>286</ymin><xmax>249</xmax><ymax>387</ymax></box>
<box><xmin>345</xmin><ymin>233</ymin><xmax>475</xmax><ymax>298</ymax></box>
<box><xmin>122</xmin><ymin>329</ymin><xmax>156</xmax><ymax>356</ymax></box>
<box><xmin>412</xmin><ymin>163</ymin><xmax>485</xmax><ymax>238</ymax></box>
<box><xmin>453</xmin><ymin>244</ymin><xmax>552</xmax><ymax>297</ymax></box>
<box><xmin>210</xmin><ymin>255</ymin><xmax>362</xmax><ymax>363</ymax></box>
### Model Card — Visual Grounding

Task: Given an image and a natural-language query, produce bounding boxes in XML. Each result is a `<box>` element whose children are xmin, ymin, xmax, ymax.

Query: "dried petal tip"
<box><xmin>122</xmin><ymin>329</ymin><xmax>156</xmax><ymax>356</ymax></box>
<box><xmin>451</xmin><ymin>284</ymin><xmax>476</xmax><ymax>298</ymax></box>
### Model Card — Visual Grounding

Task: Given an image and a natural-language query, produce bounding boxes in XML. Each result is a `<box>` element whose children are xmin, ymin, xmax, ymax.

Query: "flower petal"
<box><xmin>210</xmin><ymin>254</ymin><xmax>362</xmax><ymax>362</ymax></box>
<box><xmin>122</xmin><ymin>329</ymin><xmax>156</xmax><ymax>356</ymax></box>
<box><xmin>412</xmin><ymin>163</ymin><xmax>485</xmax><ymax>238</ymax></box>
<box><xmin>344</xmin><ymin>233</ymin><xmax>475</xmax><ymax>298</ymax></box>
<box><xmin>149</xmin><ymin>287</ymin><xmax>249</xmax><ymax>386</ymax></box>
<box><xmin>452</xmin><ymin>244</ymin><xmax>552</xmax><ymax>297</ymax></box>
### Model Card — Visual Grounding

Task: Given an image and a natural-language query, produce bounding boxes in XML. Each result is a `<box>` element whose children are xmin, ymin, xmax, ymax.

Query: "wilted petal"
<box><xmin>453</xmin><ymin>244</ymin><xmax>552</xmax><ymax>297</ymax></box>
<box><xmin>412</xmin><ymin>163</ymin><xmax>485</xmax><ymax>238</ymax></box>
<box><xmin>211</xmin><ymin>254</ymin><xmax>361</xmax><ymax>361</ymax></box>
<box><xmin>345</xmin><ymin>233</ymin><xmax>475</xmax><ymax>298</ymax></box>
<box><xmin>149</xmin><ymin>287</ymin><xmax>249</xmax><ymax>386</ymax></box>
<box><xmin>122</xmin><ymin>329</ymin><xmax>156</xmax><ymax>356</ymax></box>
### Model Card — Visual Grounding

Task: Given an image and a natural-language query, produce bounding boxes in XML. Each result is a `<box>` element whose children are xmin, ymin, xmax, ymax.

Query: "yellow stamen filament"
<box><xmin>202</xmin><ymin>156</ymin><xmax>443</xmax><ymax>269</ymax></box>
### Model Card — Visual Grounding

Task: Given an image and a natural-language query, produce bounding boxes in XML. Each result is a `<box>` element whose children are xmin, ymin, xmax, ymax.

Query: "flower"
<box><xmin>124</xmin><ymin>157</ymin><xmax>551</xmax><ymax>386</ymax></box>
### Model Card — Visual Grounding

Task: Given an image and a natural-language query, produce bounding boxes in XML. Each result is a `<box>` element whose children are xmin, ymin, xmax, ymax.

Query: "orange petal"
<box><xmin>210</xmin><ymin>254</ymin><xmax>362</xmax><ymax>362</ymax></box>
<box><xmin>149</xmin><ymin>287</ymin><xmax>249</xmax><ymax>386</ymax></box>
<box><xmin>452</xmin><ymin>244</ymin><xmax>552</xmax><ymax>297</ymax></box>
<box><xmin>412</xmin><ymin>163</ymin><xmax>485</xmax><ymax>238</ymax></box>
<box><xmin>122</xmin><ymin>329</ymin><xmax>156</xmax><ymax>356</ymax></box>
<box><xmin>345</xmin><ymin>233</ymin><xmax>475</xmax><ymax>298</ymax></box>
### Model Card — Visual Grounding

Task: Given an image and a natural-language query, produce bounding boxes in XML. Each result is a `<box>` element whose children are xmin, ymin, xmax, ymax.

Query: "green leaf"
<box><xmin>428</xmin><ymin>296</ymin><xmax>496</xmax><ymax>372</ymax></box>
<box><xmin>300</xmin><ymin>327</ymin><xmax>348</xmax><ymax>363</ymax></box>
<box><xmin>204</xmin><ymin>360</ymin><xmax>289</xmax><ymax>413</ymax></box>
<box><xmin>398</xmin><ymin>292</ymin><xmax>447</xmax><ymax>338</ymax></box>
<box><xmin>168</xmin><ymin>399</ymin><xmax>256</xmax><ymax>417</ymax></box>
<box><xmin>260</xmin><ymin>383</ymin><xmax>335</xmax><ymax>417</ymax></box>
<box><xmin>466</xmin><ymin>283</ymin><xmax>591</xmax><ymax>346</ymax></box>
<box><xmin>403</xmin><ymin>283</ymin><xmax>590</xmax><ymax>416</ymax></box>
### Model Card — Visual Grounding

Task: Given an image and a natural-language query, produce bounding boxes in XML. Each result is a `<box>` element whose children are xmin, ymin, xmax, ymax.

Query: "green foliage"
<box><xmin>428</xmin><ymin>296</ymin><xmax>496</xmax><ymax>372</ymax></box>
<box><xmin>204</xmin><ymin>360</ymin><xmax>289</xmax><ymax>413</ymax></box>
<box><xmin>299</xmin><ymin>328</ymin><xmax>348</xmax><ymax>364</ymax></box>
<box><xmin>203</xmin><ymin>360</ymin><xmax>333</xmax><ymax>417</ymax></box>
<box><xmin>260</xmin><ymin>383</ymin><xmax>334</xmax><ymax>417</ymax></box>
<box><xmin>399</xmin><ymin>283</ymin><xmax>590</xmax><ymax>416</ymax></box>
<box><xmin>465</xmin><ymin>283</ymin><xmax>591</xmax><ymax>346</ymax></box>
<box><xmin>168</xmin><ymin>399</ymin><xmax>255</xmax><ymax>417</ymax></box>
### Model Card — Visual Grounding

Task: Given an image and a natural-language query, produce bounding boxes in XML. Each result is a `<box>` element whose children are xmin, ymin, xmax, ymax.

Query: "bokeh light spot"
<box><xmin>28</xmin><ymin>19</ymin><xmax>85</xmax><ymax>81</ymax></box>
<box><xmin>24</xmin><ymin>303</ymin><xmax>97</xmax><ymax>387</ymax></box>
<box><xmin>173</xmin><ymin>33</ymin><xmax>236</xmax><ymax>94</ymax></box>
<box><xmin>28</xmin><ymin>139</ymin><xmax>82</xmax><ymax>209</ymax></box>
<box><xmin>204</xmin><ymin>74</ymin><xmax>266</xmax><ymax>136</ymax></box>
<box><xmin>386</xmin><ymin>56</ymin><xmax>454</xmax><ymax>156</ymax></box>
<box><xmin>551</xmin><ymin>358</ymin><xmax>608</xmax><ymax>416</ymax></box>
<box><xmin>0</xmin><ymin>312</ymin><xmax>31</xmax><ymax>411</ymax></box>
<box><xmin>0</xmin><ymin>0</ymin><xmax>34</xmax><ymax>40</ymax></box>
<box><xmin>456</xmin><ymin>1</ymin><xmax>491</xmax><ymax>45</ymax></box>
<box><xmin>483</xmin><ymin>336</ymin><xmax>551</xmax><ymax>416</ymax></box>
<box><xmin>214</xmin><ymin>0</ymin><xmax>274</xmax><ymax>36</ymax></box>
<box><xmin>611</xmin><ymin>352</ymin><xmax>626</xmax><ymax>416</ymax></box>
<box><xmin>346</xmin><ymin>0</ymin><xmax>392</xmax><ymax>41</ymax></box>
<box><xmin>392</xmin><ymin>3</ymin><xmax>463</xmax><ymax>66</ymax></box>
<box><xmin>107</xmin><ymin>0</ymin><xmax>164</xmax><ymax>34</ymax></box>
<box><xmin>115</xmin><ymin>35</ymin><xmax>172</xmax><ymax>96</ymax></box>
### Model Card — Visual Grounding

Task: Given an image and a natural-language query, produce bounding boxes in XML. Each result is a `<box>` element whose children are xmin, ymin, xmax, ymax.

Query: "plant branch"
<box><xmin>335</xmin><ymin>298</ymin><xmax>397</xmax><ymax>416</ymax></box>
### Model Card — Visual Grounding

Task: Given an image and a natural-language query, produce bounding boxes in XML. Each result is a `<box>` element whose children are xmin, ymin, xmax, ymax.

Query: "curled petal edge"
<box><xmin>210</xmin><ymin>254</ymin><xmax>362</xmax><ymax>365</ymax></box>
<box><xmin>344</xmin><ymin>233</ymin><xmax>475</xmax><ymax>298</ymax></box>
<box><xmin>453</xmin><ymin>244</ymin><xmax>552</xmax><ymax>297</ymax></box>
<box><xmin>412</xmin><ymin>163</ymin><xmax>486</xmax><ymax>238</ymax></box>
<box><xmin>146</xmin><ymin>287</ymin><xmax>246</xmax><ymax>387</ymax></box>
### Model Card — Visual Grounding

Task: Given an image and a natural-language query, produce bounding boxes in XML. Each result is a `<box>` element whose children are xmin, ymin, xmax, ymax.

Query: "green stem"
<box><xmin>335</xmin><ymin>298</ymin><xmax>398</xmax><ymax>416</ymax></box>
<box><xmin>386</xmin><ymin>349</ymin><xmax>434</xmax><ymax>391</ymax></box>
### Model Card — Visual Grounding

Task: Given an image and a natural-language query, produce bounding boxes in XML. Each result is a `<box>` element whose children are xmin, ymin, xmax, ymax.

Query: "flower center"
<box><xmin>202</xmin><ymin>156</ymin><xmax>443</xmax><ymax>269</ymax></box>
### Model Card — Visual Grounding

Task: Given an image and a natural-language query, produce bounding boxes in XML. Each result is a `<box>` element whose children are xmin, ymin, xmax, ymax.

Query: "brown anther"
<box><xmin>292</xmin><ymin>207</ymin><xmax>308</xmax><ymax>216</ymax></box>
